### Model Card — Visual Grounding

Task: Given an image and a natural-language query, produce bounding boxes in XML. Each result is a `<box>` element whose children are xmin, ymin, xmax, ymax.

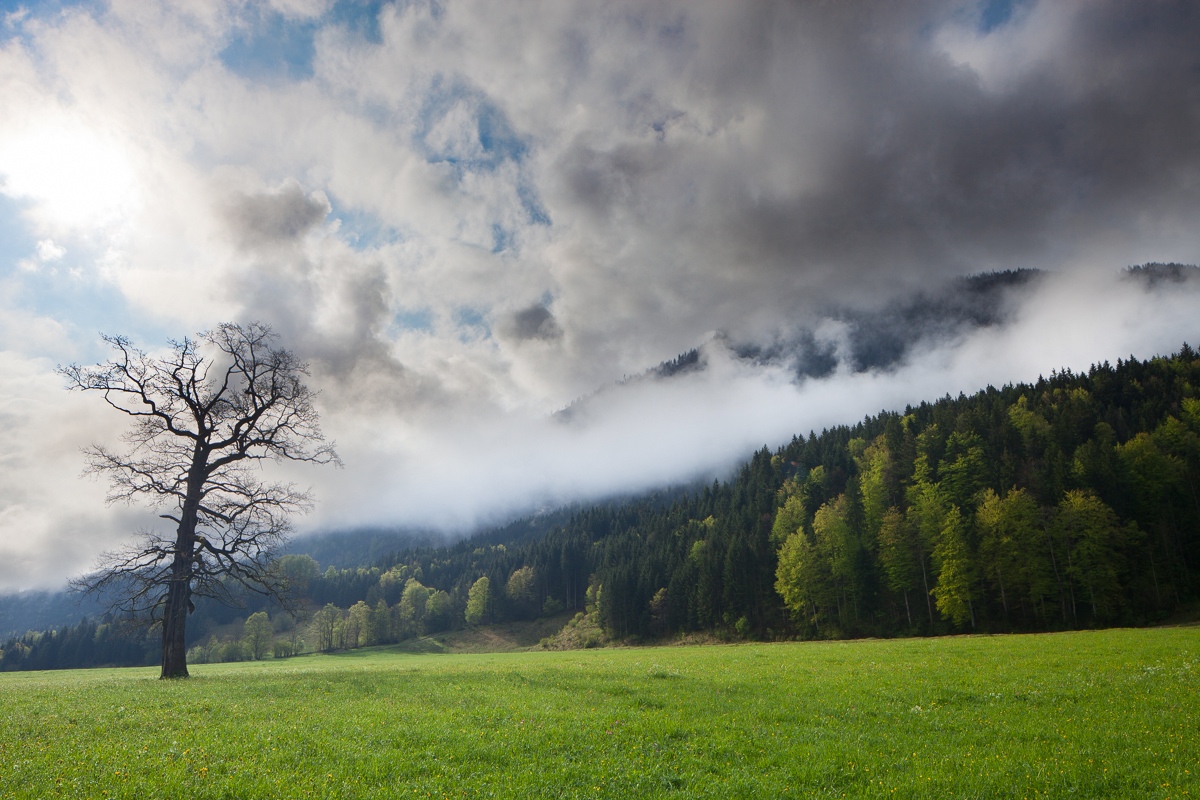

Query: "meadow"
<box><xmin>0</xmin><ymin>628</ymin><xmax>1196</xmax><ymax>799</ymax></box>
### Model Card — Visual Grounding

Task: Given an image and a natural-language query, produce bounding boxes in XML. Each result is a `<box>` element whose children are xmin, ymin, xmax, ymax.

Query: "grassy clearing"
<box><xmin>1</xmin><ymin>628</ymin><xmax>1197</xmax><ymax>799</ymax></box>
<box><xmin>394</xmin><ymin>614</ymin><xmax>575</xmax><ymax>655</ymax></box>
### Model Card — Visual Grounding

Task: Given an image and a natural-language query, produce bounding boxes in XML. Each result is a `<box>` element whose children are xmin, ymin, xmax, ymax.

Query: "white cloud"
<box><xmin>269</xmin><ymin>0</ymin><xmax>332</xmax><ymax>20</ymax></box>
<box><xmin>0</xmin><ymin>350</ymin><xmax>152</xmax><ymax>590</ymax></box>
<box><xmin>35</xmin><ymin>239</ymin><xmax>65</xmax><ymax>261</ymax></box>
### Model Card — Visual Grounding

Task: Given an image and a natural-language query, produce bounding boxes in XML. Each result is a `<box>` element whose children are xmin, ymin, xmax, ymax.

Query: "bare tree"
<box><xmin>61</xmin><ymin>322</ymin><xmax>339</xmax><ymax>678</ymax></box>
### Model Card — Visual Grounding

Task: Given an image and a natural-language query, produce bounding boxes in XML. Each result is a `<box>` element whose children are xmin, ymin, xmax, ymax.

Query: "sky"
<box><xmin>1</xmin><ymin>0</ymin><xmax>1199</xmax><ymax>591</ymax></box>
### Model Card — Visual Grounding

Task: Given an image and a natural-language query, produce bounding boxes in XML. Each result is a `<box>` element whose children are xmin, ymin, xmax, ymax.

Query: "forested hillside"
<box><xmin>4</xmin><ymin>345</ymin><xmax>1199</xmax><ymax>670</ymax></box>
<box><xmin>374</xmin><ymin>343</ymin><xmax>1200</xmax><ymax>641</ymax></box>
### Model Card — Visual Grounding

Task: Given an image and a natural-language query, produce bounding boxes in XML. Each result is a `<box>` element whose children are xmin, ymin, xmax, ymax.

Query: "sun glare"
<box><xmin>0</xmin><ymin>115</ymin><xmax>140</xmax><ymax>232</ymax></box>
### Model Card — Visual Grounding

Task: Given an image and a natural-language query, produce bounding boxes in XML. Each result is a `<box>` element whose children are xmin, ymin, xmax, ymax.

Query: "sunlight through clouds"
<box><xmin>0</xmin><ymin>115</ymin><xmax>140</xmax><ymax>233</ymax></box>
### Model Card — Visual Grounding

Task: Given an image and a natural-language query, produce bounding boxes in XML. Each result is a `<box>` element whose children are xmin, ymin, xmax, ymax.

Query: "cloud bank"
<box><xmin>0</xmin><ymin>0</ymin><xmax>1198</xmax><ymax>589</ymax></box>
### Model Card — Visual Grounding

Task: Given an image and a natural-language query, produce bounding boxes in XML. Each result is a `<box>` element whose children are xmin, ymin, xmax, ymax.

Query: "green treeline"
<box><xmin>0</xmin><ymin>617</ymin><xmax>157</xmax><ymax>671</ymax></box>
<box><xmin>500</xmin><ymin>344</ymin><xmax>1197</xmax><ymax>639</ymax></box>
<box><xmin>3</xmin><ymin>346</ymin><xmax>1199</xmax><ymax>670</ymax></box>
<box><xmin>301</xmin><ymin>344</ymin><xmax>1200</xmax><ymax>640</ymax></box>
<box><xmin>581</xmin><ymin>345</ymin><xmax>1200</xmax><ymax>638</ymax></box>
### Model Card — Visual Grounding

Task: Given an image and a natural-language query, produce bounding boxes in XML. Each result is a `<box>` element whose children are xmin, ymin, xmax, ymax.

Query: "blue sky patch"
<box><xmin>518</xmin><ymin>180</ymin><xmax>551</xmax><ymax>226</ymax></box>
<box><xmin>4</xmin><ymin>252</ymin><xmax>167</xmax><ymax>361</ymax></box>
<box><xmin>454</xmin><ymin>306</ymin><xmax>486</xmax><ymax>327</ymax></box>
<box><xmin>0</xmin><ymin>0</ymin><xmax>99</xmax><ymax>20</ymax></box>
<box><xmin>453</xmin><ymin>306</ymin><xmax>491</xmax><ymax>341</ymax></box>
<box><xmin>414</xmin><ymin>78</ymin><xmax>528</xmax><ymax>172</ymax></box>
<box><xmin>219</xmin><ymin>11</ymin><xmax>319</xmax><ymax>82</ymax></box>
<box><xmin>329</xmin><ymin>198</ymin><xmax>403</xmax><ymax>251</ymax></box>
<box><xmin>490</xmin><ymin>224</ymin><xmax>512</xmax><ymax>254</ymax></box>
<box><xmin>979</xmin><ymin>0</ymin><xmax>1021</xmax><ymax>33</ymax></box>
<box><xmin>413</xmin><ymin>77</ymin><xmax>551</xmax><ymax>232</ymax></box>
<box><xmin>391</xmin><ymin>307</ymin><xmax>434</xmax><ymax>334</ymax></box>
<box><xmin>330</xmin><ymin>0</ymin><xmax>388</xmax><ymax>45</ymax></box>
<box><xmin>0</xmin><ymin>193</ymin><xmax>37</xmax><ymax>276</ymax></box>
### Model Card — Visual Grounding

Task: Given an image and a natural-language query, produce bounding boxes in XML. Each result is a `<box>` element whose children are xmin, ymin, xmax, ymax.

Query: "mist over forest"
<box><xmin>5</xmin><ymin>337</ymin><xmax>1200</xmax><ymax>670</ymax></box>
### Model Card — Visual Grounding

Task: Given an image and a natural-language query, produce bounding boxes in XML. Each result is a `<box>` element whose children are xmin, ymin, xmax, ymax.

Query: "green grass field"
<box><xmin>1</xmin><ymin>628</ymin><xmax>1197</xmax><ymax>799</ymax></box>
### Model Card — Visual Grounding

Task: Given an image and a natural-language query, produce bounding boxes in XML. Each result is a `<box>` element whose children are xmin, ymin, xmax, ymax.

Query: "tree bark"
<box><xmin>161</xmin><ymin>557</ymin><xmax>191</xmax><ymax>679</ymax></box>
<box><xmin>161</xmin><ymin>451</ymin><xmax>204</xmax><ymax>678</ymax></box>
<box><xmin>997</xmin><ymin>568</ymin><xmax>1009</xmax><ymax>622</ymax></box>
<box><xmin>919</xmin><ymin>556</ymin><xmax>934</xmax><ymax>624</ymax></box>
<box><xmin>1042</xmin><ymin>523</ymin><xmax>1068</xmax><ymax>623</ymax></box>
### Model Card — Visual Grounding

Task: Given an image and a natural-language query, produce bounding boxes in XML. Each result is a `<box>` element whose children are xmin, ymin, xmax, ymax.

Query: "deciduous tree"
<box><xmin>505</xmin><ymin>566</ymin><xmax>537</xmax><ymax>619</ymax></box>
<box><xmin>465</xmin><ymin>576</ymin><xmax>492</xmax><ymax>626</ymax></box>
<box><xmin>931</xmin><ymin>506</ymin><xmax>976</xmax><ymax>629</ymax></box>
<box><xmin>312</xmin><ymin>603</ymin><xmax>340</xmax><ymax>652</ymax></box>
<box><xmin>62</xmin><ymin>323</ymin><xmax>339</xmax><ymax>678</ymax></box>
<box><xmin>243</xmin><ymin>611</ymin><xmax>273</xmax><ymax>660</ymax></box>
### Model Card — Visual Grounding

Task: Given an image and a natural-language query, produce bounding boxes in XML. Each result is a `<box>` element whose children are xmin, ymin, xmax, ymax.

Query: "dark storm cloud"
<box><xmin>551</xmin><ymin>0</ymin><xmax>1200</xmax><ymax>313</ymax></box>
<box><xmin>228</xmin><ymin>249</ymin><xmax>453</xmax><ymax>416</ymax></box>
<box><xmin>223</xmin><ymin>180</ymin><xmax>331</xmax><ymax>249</ymax></box>
<box><xmin>561</xmin><ymin>268</ymin><xmax>1046</xmax><ymax>420</ymax></box>
<box><xmin>724</xmin><ymin>270</ymin><xmax>1046</xmax><ymax>379</ymax></box>
<box><xmin>501</xmin><ymin>304</ymin><xmax>563</xmax><ymax>343</ymax></box>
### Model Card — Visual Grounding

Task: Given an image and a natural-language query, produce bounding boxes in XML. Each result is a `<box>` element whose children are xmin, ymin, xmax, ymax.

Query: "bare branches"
<box><xmin>62</xmin><ymin>322</ymin><xmax>339</xmax><ymax>676</ymax></box>
<box><xmin>83</xmin><ymin>443</ymin><xmax>189</xmax><ymax>507</ymax></box>
<box><xmin>59</xmin><ymin>334</ymin><xmax>204</xmax><ymax>441</ymax></box>
<box><xmin>199</xmin><ymin>323</ymin><xmax>341</xmax><ymax>470</ymax></box>
<box><xmin>69</xmin><ymin>530</ymin><xmax>179</xmax><ymax>619</ymax></box>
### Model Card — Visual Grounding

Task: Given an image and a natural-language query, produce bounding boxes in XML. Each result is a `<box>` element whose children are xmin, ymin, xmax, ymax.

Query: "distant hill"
<box><xmin>557</xmin><ymin>269</ymin><xmax>1045</xmax><ymax>421</ymax></box>
<box><xmin>1125</xmin><ymin>262</ymin><xmax>1200</xmax><ymax>286</ymax></box>
<box><xmin>282</xmin><ymin>528</ymin><xmax>446</xmax><ymax>571</ymax></box>
<box><xmin>730</xmin><ymin>268</ymin><xmax>1046</xmax><ymax>378</ymax></box>
<box><xmin>0</xmin><ymin>590</ymin><xmax>107</xmax><ymax>640</ymax></box>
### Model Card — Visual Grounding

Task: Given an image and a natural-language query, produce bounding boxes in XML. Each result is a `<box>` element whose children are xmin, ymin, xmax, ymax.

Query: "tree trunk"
<box><xmin>919</xmin><ymin>556</ymin><xmax>934</xmax><ymax>624</ymax></box>
<box><xmin>996</xmin><ymin>568</ymin><xmax>1009</xmax><ymax>623</ymax></box>
<box><xmin>1064</xmin><ymin>542</ymin><xmax>1078</xmax><ymax>625</ymax></box>
<box><xmin>1042</xmin><ymin>523</ymin><xmax>1067</xmax><ymax>623</ymax></box>
<box><xmin>162</xmin><ymin>451</ymin><xmax>204</xmax><ymax>679</ymax></box>
<box><xmin>1148</xmin><ymin>547</ymin><xmax>1162</xmax><ymax>606</ymax></box>
<box><xmin>161</xmin><ymin>559</ymin><xmax>190</xmax><ymax>679</ymax></box>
